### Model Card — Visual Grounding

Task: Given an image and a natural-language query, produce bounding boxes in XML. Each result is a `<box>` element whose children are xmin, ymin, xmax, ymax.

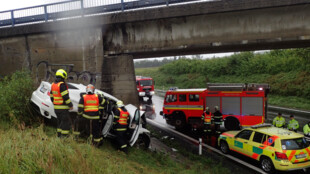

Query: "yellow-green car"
<box><xmin>218</xmin><ymin>124</ymin><xmax>310</xmax><ymax>173</ymax></box>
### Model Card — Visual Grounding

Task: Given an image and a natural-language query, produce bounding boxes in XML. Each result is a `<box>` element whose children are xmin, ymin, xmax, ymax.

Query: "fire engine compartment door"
<box><xmin>205</xmin><ymin>96</ymin><xmax>220</xmax><ymax>113</ymax></box>
<box><xmin>241</xmin><ymin>97</ymin><xmax>264</xmax><ymax>125</ymax></box>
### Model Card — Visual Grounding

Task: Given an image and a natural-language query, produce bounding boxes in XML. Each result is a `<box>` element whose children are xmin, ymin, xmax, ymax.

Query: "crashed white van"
<box><xmin>31</xmin><ymin>81</ymin><xmax>150</xmax><ymax>148</ymax></box>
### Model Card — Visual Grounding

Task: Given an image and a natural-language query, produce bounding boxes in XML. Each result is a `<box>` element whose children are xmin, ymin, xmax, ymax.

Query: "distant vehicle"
<box><xmin>218</xmin><ymin>124</ymin><xmax>310</xmax><ymax>173</ymax></box>
<box><xmin>30</xmin><ymin>81</ymin><xmax>150</xmax><ymax>148</ymax></box>
<box><xmin>160</xmin><ymin>83</ymin><xmax>270</xmax><ymax>130</ymax></box>
<box><xmin>136</xmin><ymin>76</ymin><xmax>155</xmax><ymax>100</ymax></box>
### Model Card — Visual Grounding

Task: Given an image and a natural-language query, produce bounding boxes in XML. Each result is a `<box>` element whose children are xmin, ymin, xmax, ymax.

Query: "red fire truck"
<box><xmin>160</xmin><ymin>83</ymin><xmax>270</xmax><ymax>130</ymax></box>
<box><xmin>136</xmin><ymin>76</ymin><xmax>155</xmax><ymax>100</ymax></box>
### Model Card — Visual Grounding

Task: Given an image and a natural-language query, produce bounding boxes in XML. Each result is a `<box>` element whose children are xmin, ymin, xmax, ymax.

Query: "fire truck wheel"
<box><xmin>174</xmin><ymin>114</ymin><xmax>186</xmax><ymax>130</ymax></box>
<box><xmin>224</xmin><ymin>117</ymin><xmax>240</xmax><ymax>131</ymax></box>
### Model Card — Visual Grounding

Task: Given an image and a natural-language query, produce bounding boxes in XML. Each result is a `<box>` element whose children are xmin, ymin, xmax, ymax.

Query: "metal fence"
<box><xmin>0</xmin><ymin>0</ymin><xmax>202</xmax><ymax>27</ymax></box>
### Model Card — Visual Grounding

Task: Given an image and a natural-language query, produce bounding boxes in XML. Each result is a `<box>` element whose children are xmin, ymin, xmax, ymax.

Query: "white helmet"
<box><xmin>117</xmin><ymin>100</ymin><xmax>124</xmax><ymax>108</ymax></box>
<box><xmin>86</xmin><ymin>84</ymin><xmax>95</xmax><ymax>94</ymax></box>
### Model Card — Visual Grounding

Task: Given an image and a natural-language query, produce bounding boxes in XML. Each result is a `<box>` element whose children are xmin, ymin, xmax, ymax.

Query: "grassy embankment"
<box><xmin>0</xmin><ymin>71</ymin><xmax>229</xmax><ymax>174</ymax></box>
<box><xmin>135</xmin><ymin>49</ymin><xmax>310</xmax><ymax>110</ymax></box>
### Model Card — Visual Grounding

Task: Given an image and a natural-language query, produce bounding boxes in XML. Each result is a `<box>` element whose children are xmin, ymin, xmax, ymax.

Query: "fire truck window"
<box><xmin>206</xmin><ymin>97</ymin><xmax>220</xmax><ymax>113</ymax></box>
<box><xmin>189</xmin><ymin>94</ymin><xmax>199</xmax><ymax>102</ymax></box>
<box><xmin>166</xmin><ymin>94</ymin><xmax>177</xmax><ymax>103</ymax></box>
<box><xmin>140</xmin><ymin>80</ymin><xmax>152</xmax><ymax>86</ymax></box>
<box><xmin>179</xmin><ymin>94</ymin><xmax>187</xmax><ymax>102</ymax></box>
<box><xmin>236</xmin><ymin>130</ymin><xmax>253</xmax><ymax>140</ymax></box>
<box><xmin>242</xmin><ymin>97</ymin><xmax>263</xmax><ymax>116</ymax></box>
<box><xmin>253</xmin><ymin>132</ymin><xmax>265</xmax><ymax>143</ymax></box>
<box><xmin>222</xmin><ymin>97</ymin><xmax>240</xmax><ymax>115</ymax></box>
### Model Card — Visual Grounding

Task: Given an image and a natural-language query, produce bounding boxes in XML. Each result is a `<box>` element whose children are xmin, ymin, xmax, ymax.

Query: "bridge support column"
<box><xmin>101</xmin><ymin>54</ymin><xmax>139</xmax><ymax>106</ymax></box>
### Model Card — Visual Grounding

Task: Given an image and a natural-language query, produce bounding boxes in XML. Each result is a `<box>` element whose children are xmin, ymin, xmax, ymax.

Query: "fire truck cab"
<box><xmin>136</xmin><ymin>76</ymin><xmax>155</xmax><ymax>100</ymax></box>
<box><xmin>160</xmin><ymin>83</ymin><xmax>269</xmax><ymax>131</ymax></box>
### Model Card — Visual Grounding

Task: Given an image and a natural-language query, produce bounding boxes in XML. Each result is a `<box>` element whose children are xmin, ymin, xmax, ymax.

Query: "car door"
<box><xmin>250</xmin><ymin>131</ymin><xmax>266</xmax><ymax>160</ymax></box>
<box><xmin>101</xmin><ymin>112</ymin><xmax>114</xmax><ymax>138</ymax></box>
<box><xmin>125</xmin><ymin>104</ymin><xmax>141</xmax><ymax>146</ymax></box>
<box><xmin>234</xmin><ymin>129</ymin><xmax>253</xmax><ymax>157</ymax></box>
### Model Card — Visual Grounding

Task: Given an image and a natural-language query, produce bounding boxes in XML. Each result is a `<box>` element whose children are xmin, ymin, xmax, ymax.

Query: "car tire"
<box><xmin>260</xmin><ymin>156</ymin><xmax>275</xmax><ymax>174</ymax></box>
<box><xmin>136</xmin><ymin>133</ymin><xmax>151</xmax><ymax>150</ymax></box>
<box><xmin>220</xmin><ymin>140</ymin><xmax>230</xmax><ymax>154</ymax></box>
<box><xmin>174</xmin><ymin>114</ymin><xmax>186</xmax><ymax>130</ymax></box>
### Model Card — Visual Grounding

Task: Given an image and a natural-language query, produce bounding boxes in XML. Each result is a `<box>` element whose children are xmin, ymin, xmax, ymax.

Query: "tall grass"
<box><xmin>0</xmin><ymin>122</ymin><xmax>229</xmax><ymax>174</ymax></box>
<box><xmin>0</xmin><ymin>71</ymin><xmax>36</xmax><ymax>125</ymax></box>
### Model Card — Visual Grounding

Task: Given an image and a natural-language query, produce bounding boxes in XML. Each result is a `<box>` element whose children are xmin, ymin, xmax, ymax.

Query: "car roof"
<box><xmin>247</xmin><ymin>126</ymin><xmax>303</xmax><ymax>139</ymax></box>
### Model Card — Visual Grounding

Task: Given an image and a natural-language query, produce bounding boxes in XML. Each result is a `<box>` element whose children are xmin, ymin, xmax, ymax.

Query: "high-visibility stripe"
<box><xmin>121</xmin><ymin>144</ymin><xmax>127</xmax><ymax>148</ymax></box>
<box><xmin>116</xmin><ymin>128</ymin><xmax>127</xmax><ymax>131</ymax></box>
<box><xmin>99</xmin><ymin>107</ymin><xmax>104</xmax><ymax>109</ymax></box>
<box><xmin>54</xmin><ymin>105</ymin><xmax>69</xmax><ymax>109</ymax></box>
<box><xmin>82</xmin><ymin>114</ymin><xmax>100</xmax><ymax>119</ymax></box>
<box><xmin>73</xmin><ymin>131</ymin><xmax>80</xmax><ymax>135</ymax></box>
<box><xmin>78</xmin><ymin>104</ymin><xmax>84</xmax><ymax>108</ymax></box>
<box><xmin>61</xmin><ymin>90</ymin><xmax>68</xmax><ymax>96</ymax></box>
<box><xmin>94</xmin><ymin>138</ymin><xmax>101</xmax><ymax>142</ymax></box>
<box><xmin>61</xmin><ymin>130</ymin><xmax>69</xmax><ymax>134</ymax></box>
<box><xmin>114</xmin><ymin>116</ymin><xmax>120</xmax><ymax>118</ymax></box>
<box><xmin>65</xmin><ymin>99</ymin><xmax>71</xmax><ymax>104</ymax></box>
<box><xmin>57</xmin><ymin>128</ymin><xmax>62</xmax><ymax>132</ymax></box>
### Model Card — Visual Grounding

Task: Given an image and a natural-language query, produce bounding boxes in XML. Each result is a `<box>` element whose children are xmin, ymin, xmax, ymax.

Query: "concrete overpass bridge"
<box><xmin>0</xmin><ymin>0</ymin><xmax>310</xmax><ymax>105</ymax></box>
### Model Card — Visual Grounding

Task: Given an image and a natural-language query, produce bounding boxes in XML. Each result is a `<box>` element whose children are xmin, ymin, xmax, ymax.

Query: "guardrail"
<box><xmin>155</xmin><ymin>89</ymin><xmax>310</xmax><ymax>118</ymax></box>
<box><xmin>0</xmin><ymin>0</ymin><xmax>202</xmax><ymax>27</ymax></box>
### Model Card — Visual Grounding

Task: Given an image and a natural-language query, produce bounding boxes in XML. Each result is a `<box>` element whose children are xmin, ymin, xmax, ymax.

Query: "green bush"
<box><xmin>0</xmin><ymin>71</ymin><xmax>35</xmax><ymax>125</ymax></box>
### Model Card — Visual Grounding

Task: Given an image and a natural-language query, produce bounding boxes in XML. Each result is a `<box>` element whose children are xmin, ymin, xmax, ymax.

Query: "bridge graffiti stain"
<box><xmin>35</xmin><ymin>61</ymin><xmax>100</xmax><ymax>85</ymax></box>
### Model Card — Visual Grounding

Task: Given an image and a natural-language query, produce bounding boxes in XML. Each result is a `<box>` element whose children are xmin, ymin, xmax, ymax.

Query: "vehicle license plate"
<box><xmin>295</xmin><ymin>154</ymin><xmax>307</xmax><ymax>159</ymax></box>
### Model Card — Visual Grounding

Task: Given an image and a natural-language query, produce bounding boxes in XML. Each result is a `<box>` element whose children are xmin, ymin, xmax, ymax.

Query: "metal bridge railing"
<box><xmin>0</xmin><ymin>0</ymin><xmax>202</xmax><ymax>28</ymax></box>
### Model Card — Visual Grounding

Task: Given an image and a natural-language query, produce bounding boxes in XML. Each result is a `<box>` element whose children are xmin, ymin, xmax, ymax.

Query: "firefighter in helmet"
<box><xmin>74</xmin><ymin>84</ymin><xmax>105</xmax><ymax>146</ymax></box>
<box><xmin>113</xmin><ymin>100</ymin><xmax>130</xmax><ymax>153</ymax></box>
<box><xmin>201</xmin><ymin>106</ymin><xmax>213</xmax><ymax>140</ymax></box>
<box><xmin>50</xmin><ymin>69</ymin><xmax>73</xmax><ymax>137</ymax></box>
<box><xmin>213</xmin><ymin>106</ymin><xmax>223</xmax><ymax>136</ymax></box>
<box><xmin>273</xmin><ymin>112</ymin><xmax>285</xmax><ymax>128</ymax></box>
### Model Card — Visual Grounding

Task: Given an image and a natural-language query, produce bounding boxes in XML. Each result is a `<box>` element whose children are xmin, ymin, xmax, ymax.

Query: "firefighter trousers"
<box><xmin>74</xmin><ymin>116</ymin><xmax>102</xmax><ymax>144</ymax></box>
<box><xmin>203</xmin><ymin>124</ymin><xmax>212</xmax><ymax>136</ymax></box>
<box><xmin>55</xmin><ymin>109</ymin><xmax>71</xmax><ymax>137</ymax></box>
<box><xmin>114</xmin><ymin>125</ymin><xmax>128</xmax><ymax>153</ymax></box>
<box><xmin>214</xmin><ymin>124</ymin><xmax>221</xmax><ymax>136</ymax></box>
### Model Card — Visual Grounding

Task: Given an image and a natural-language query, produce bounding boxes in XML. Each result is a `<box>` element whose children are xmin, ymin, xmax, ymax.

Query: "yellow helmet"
<box><xmin>116</xmin><ymin>100</ymin><xmax>124</xmax><ymax>108</ymax></box>
<box><xmin>55</xmin><ymin>69</ymin><xmax>67</xmax><ymax>79</ymax></box>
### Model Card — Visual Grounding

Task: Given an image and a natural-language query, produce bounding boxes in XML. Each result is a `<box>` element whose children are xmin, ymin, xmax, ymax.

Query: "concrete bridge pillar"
<box><xmin>101</xmin><ymin>54</ymin><xmax>139</xmax><ymax>106</ymax></box>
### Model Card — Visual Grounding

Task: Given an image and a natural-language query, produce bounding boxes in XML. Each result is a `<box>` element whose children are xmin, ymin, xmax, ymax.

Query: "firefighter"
<box><xmin>201</xmin><ymin>107</ymin><xmax>213</xmax><ymax>140</ymax></box>
<box><xmin>303</xmin><ymin>122</ymin><xmax>310</xmax><ymax>137</ymax></box>
<box><xmin>113</xmin><ymin>100</ymin><xmax>130</xmax><ymax>153</ymax></box>
<box><xmin>213</xmin><ymin>106</ymin><xmax>223</xmax><ymax>136</ymax></box>
<box><xmin>272</xmin><ymin>112</ymin><xmax>285</xmax><ymax>128</ymax></box>
<box><xmin>50</xmin><ymin>69</ymin><xmax>73</xmax><ymax>138</ymax></box>
<box><xmin>287</xmin><ymin>115</ymin><xmax>299</xmax><ymax>132</ymax></box>
<box><xmin>74</xmin><ymin>84</ymin><xmax>105</xmax><ymax>146</ymax></box>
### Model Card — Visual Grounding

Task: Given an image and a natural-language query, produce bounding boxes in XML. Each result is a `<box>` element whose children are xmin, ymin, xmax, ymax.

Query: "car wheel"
<box><xmin>260</xmin><ymin>157</ymin><xmax>275</xmax><ymax>173</ymax></box>
<box><xmin>136</xmin><ymin>133</ymin><xmax>150</xmax><ymax>150</ymax></box>
<box><xmin>220</xmin><ymin>141</ymin><xmax>230</xmax><ymax>154</ymax></box>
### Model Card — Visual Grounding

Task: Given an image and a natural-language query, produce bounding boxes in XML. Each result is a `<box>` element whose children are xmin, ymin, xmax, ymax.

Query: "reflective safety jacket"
<box><xmin>113</xmin><ymin>107</ymin><xmax>129</xmax><ymax>126</ymax></box>
<box><xmin>201</xmin><ymin>111</ymin><xmax>213</xmax><ymax>124</ymax></box>
<box><xmin>78</xmin><ymin>93</ymin><xmax>104</xmax><ymax>120</ymax></box>
<box><xmin>273</xmin><ymin>116</ymin><xmax>285</xmax><ymax>128</ymax></box>
<box><xmin>287</xmin><ymin>119</ymin><xmax>299</xmax><ymax>130</ymax></box>
<box><xmin>50</xmin><ymin>81</ymin><xmax>72</xmax><ymax>110</ymax></box>
<box><xmin>304</xmin><ymin>124</ymin><xmax>310</xmax><ymax>135</ymax></box>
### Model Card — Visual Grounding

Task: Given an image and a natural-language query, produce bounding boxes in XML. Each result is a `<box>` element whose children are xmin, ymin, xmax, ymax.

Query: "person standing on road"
<box><xmin>74</xmin><ymin>84</ymin><xmax>105</xmax><ymax>147</ymax></box>
<box><xmin>213</xmin><ymin>106</ymin><xmax>223</xmax><ymax>136</ymax></box>
<box><xmin>113</xmin><ymin>101</ymin><xmax>130</xmax><ymax>153</ymax></box>
<box><xmin>287</xmin><ymin>115</ymin><xmax>299</xmax><ymax>132</ymax></box>
<box><xmin>272</xmin><ymin>112</ymin><xmax>285</xmax><ymax>128</ymax></box>
<box><xmin>50</xmin><ymin>69</ymin><xmax>73</xmax><ymax>138</ymax></box>
<box><xmin>303</xmin><ymin>122</ymin><xmax>310</xmax><ymax>137</ymax></box>
<box><xmin>201</xmin><ymin>107</ymin><xmax>213</xmax><ymax>140</ymax></box>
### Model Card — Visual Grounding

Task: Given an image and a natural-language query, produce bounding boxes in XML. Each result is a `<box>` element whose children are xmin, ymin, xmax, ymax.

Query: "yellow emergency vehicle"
<box><xmin>218</xmin><ymin>124</ymin><xmax>310</xmax><ymax>173</ymax></box>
